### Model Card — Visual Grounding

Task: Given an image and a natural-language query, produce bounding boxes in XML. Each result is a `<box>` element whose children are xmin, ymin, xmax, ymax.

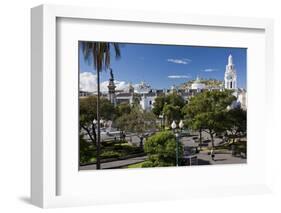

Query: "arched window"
<box><xmin>230</xmin><ymin>81</ymin><xmax>233</xmax><ymax>88</ymax></box>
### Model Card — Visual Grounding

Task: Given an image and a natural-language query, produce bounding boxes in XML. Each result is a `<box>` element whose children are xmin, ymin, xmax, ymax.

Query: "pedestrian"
<box><xmin>123</xmin><ymin>133</ymin><xmax>126</xmax><ymax>140</ymax></box>
<box><xmin>211</xmin><ymin>148</ymin><xmax>215</xmax><ymax>161</ymax></box>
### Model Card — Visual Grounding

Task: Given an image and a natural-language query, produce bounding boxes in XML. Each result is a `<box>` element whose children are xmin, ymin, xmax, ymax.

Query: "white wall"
<box><xmin>0</xmin><ymin>0</ymin><xmax>281</xmax><ymax>212</ymax></box>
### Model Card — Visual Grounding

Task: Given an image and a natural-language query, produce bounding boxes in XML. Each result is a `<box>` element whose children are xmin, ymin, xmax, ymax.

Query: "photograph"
<box><xmin>78</xmin><ymin>41</ymin><xmax>247</xmax><ymax>170</ymax></box>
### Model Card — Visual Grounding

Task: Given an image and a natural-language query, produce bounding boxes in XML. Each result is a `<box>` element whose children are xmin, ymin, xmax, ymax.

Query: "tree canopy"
<box><xmin>81</xmin><ymin>42</ymin><xmax>121</xmax><ymax>72</ymax></box>
<box><xmin>80</xmin><ymin>96</ymin><xmax>115</xmax><ymax>125</ymax></box>
<box><xmin>152</xmin><ymin>92</ymin><xmax>185</xmax><ymax>125</ymax></box>
<box><xmin>116</xmin><ymin>106</ymin><xmax>157</xmax><ymax>138</ymax></box>
<box><xmin>115</xmin><ymin>102</ymin><xmax>131</xmax><ymax>119</ymax></box>
<box><xmin>224</xmin><ymin>108</ymin><xmax>247</xmax><ymax>142</ymax></box>
<box><xmin>182</xmin><ymin>90</ymin><xmax>237</xmax><ymax>147</ymax></box>
<box><xmin>143</xmin><ymin>131</ymin><xmax>184</xmax><ymax>167</ymax></box>
<box><xmin>80</xmin><ymin>96</ymin><xmax>115</xmax><ymax>144</ymax></box>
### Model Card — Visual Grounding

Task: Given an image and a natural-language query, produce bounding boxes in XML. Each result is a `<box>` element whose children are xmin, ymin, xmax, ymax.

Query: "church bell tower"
<box><xmin>224</xmin><ymin>54</ymin><xmax>237</xmax><ymax>89</ymax></box>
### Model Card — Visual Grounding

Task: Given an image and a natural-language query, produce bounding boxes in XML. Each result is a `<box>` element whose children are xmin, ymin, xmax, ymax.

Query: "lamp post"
<box><xmin>92</xmin><ymin>119</ymin><xmax>97</xmax><ymax>136</ymax></box>
<box><xmin>226</xmin><ymin>105</ymin><xmax>232</xmax><ymax>111</ymax></box>
<box><xmin>171</xmin><ymin>121</ymin><xmax>179</xmax><ymax>167</ymax></box>
<box><xmin>93</xmin><ymin>119</ymin><xmax>97</xmax><ymax>141</ymax></box>
<box><xmin>92</xmin><ymin>118</ymin><xmax>100</xmax><ymax>169</ymax></box>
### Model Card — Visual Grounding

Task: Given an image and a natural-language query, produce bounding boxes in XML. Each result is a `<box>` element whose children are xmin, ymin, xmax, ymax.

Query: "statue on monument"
<box><xmin>107</xmin><ymin>68</ymin><xmax>116</xmax><ymax>106</ymax></box>
<box><xmin>110</xmin><ymin>68</ymin><xmax>114</xmax><ymax>80</ymax></box>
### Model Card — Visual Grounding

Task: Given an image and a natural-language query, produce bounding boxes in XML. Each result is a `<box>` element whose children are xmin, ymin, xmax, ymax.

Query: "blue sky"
<box><xmin>79</xmin><ymin>42</ymin><xmax>247</xmax><ymax>90</ymax></box>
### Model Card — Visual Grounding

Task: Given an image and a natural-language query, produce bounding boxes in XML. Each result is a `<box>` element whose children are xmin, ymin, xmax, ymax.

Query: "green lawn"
<box><xmin>126</xmin><ymin>161</ymin><xmax>148</xmax><ymax>168</ymax></box>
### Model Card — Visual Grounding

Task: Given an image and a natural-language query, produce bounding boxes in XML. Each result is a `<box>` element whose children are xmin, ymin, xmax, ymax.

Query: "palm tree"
<box><xmin>81</xmin><ymin>42</ymin><xmax>121</xmax><ymax>169</ymax></box>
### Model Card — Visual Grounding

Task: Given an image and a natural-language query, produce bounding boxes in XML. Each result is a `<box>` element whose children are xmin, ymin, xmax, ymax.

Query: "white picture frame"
<box><xmin>31</xmin><ymin>4</ymin><xmax>274</xmax><ymax>208</ymax></box>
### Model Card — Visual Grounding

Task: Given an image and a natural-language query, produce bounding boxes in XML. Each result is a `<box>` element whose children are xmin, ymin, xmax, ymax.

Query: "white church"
<box><xmin>224</xmin><ymin>54</ymin><xmax>237</xmax><ymax>90</ymax></box>
<box><xmin>224</xmin><ymin>54</ymin><xmax>247</xmax><ymax>110</ymax></box>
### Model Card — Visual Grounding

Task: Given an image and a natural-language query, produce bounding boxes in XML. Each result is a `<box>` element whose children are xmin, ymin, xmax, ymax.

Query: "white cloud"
<box><xmin>203</xmin><ymin>68</ymin><xmax>218</xmax><ymax>72</ymax></box>
<box><xmin>114</xmin><ymin>81</ymin><xmax>130</xmax><ymax>91</ymax></box>
<box><xmin>80</xmin><ymin>72</ymin><xmax>97</xmax><ymax>92</ymax></box>
<box><xmin>80</xmin><ymin>72</ymin><xmax>130</xmax><ymax>93</ymax></box>
<box><xmin>168</xmin><ymin>75</ymin><xmax>191</xmax><ymax>79</ymax></box>
<box><xmin>167</xmin><ymin>58</ymin><xmax>191</xmax><ymax>65</ymax></box>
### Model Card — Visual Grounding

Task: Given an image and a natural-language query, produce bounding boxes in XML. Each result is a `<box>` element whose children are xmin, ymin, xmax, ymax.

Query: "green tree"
<box><xmin>166</xmin><ymin>92</ymin><xmax>185</xmax><ymax>107</ymax></box>
<box><xmin>81</xmin><ymin>41</ymin><xmax>121</xmax><ymax>169</ymax></box>
<box><xmin>80</xmin><ymin>96</ymin><xmax>115</xmax><ymax>158</ymax></box>
<box><xmin>79</xmin><ymin>133</ymin><xmax>93</xmax><ymax>164</ymax></box>
<box><xmin>115</xmin><ymin>102</ymin><xmax>131</xmax><ymax>119</ymax></box>
<box><xmin>143</xmin><ymin>131</ymin><xmax>184</xmax><ymax>167</ymax></box>
<box><xmin>225</xmin><ymin>108</ymin><xmax>247</xmax><ymax>143</ymax></box>
<box><xmin>183</xmin><ymin>90</ymin><xmax>236</xmax><ymax>148</ymax></box>
<box><xmin>152</xmin><ymin>95</ymin><xmax>166</xmax><ymax>116</ymax></box>
<box><xmin>116</xmin><ymin>106</ymin><xmax>156</xmax><ymax>147</ymax></box>
<box><xmin>152</xmin><ymin>92</ymin><xmax>185</xmax><ymax>125</ymax></box>
<box><xmin>183</xmin><ymin>112</ymin><xmax>204</xmax><ymax>147</ymax></box>
<box><xmin>163</xmin><ymin>104</ymin><xmax>182</xmax><ymax>124</ymax></box>
<box><xmin>132</xmin><ymin>93</ymin><xmax>142</xmax><ymax>108</ymax></box>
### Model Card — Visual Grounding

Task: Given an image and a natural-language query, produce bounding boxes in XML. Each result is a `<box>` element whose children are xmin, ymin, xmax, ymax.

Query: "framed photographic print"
<box><xmin>78</xmin><ymin>42</ymin><xmax>247</xmax><ymax>171</ymax></box>
<box><xmin>31</xmin><ymin>4</ymin><xmax>274</xmax><ymax>208</ymax></box>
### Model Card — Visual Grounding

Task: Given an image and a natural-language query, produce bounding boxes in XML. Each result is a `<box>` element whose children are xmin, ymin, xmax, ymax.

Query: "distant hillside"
<box><xmin>178</xmin><ymin>79</ymin><xmax>224</xmax><ymax>89</ymax></box>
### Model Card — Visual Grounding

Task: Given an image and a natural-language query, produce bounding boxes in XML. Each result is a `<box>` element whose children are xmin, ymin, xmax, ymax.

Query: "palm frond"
<box><xmin>113</xmin><ymin>43</ymin><xmax>121</xmax><ymax>59</ymax></box>
<box><xmin>81</xmin><ymin>41</ymin><xmax>121</xmax><ymax>73</ymax></box>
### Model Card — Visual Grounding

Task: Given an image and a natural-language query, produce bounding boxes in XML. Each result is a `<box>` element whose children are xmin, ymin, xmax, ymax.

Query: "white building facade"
<box><xmin>114</xmin><ymin>81</ymin><xmax>156</xmax><ymax>111</ymax></box>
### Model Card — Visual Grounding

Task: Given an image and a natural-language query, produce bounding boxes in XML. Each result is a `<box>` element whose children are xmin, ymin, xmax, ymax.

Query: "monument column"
<box><xmin>108</xmin><ymin>68</ymin><xmax>116</xmax><ymax>106</ymax></box>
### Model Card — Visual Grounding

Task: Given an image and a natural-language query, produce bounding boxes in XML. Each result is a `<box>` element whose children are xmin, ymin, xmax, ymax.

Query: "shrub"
<box><xmin>79</xmin><ymin>135</ymin><xmax>96</xmax><ymax>164</ymax></box>
<box><xmin>144</xmin><ymin>131</ymin><xmax>183</xmax><ymax>167</ymax></box>
<box><xmin>100</xmin><ymin>150</ymin><xmax>121</xmax><ymax>158</ymax></box>
<box><xmin>141</xmin><ymin>161</ymin><xmax>155</xmax><ymax>168</ymax></box>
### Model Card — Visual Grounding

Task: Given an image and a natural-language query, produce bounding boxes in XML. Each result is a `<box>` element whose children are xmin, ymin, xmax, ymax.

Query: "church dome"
<box><xmin>191</xmin><ymin>76</ymin><xmax>206</xmax><ymax>90</ymax></box>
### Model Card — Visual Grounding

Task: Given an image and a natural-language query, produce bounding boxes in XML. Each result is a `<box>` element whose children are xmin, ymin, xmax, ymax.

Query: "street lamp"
<box><xmin>171</xmin><ymin>120</ymin><xmax>177</xmax><ymax>130</ymax></box>
<box><xmin>179</xmin><ymin>120</ymin><xmax>184</xmax><ymax>132</ymax></box>
<box><xmin>226</xmin><ymin>105</ymin><xmax>232</xmax><ymax>111</ymax></box>
<box><xmin>93</xmin><ymin>119</ymin><xmax>97</xmax><ymax>125</ymax></box>
<box><xmin>171</xmin><ymin>121</ymin><xmax>179</xmax><ymax>167</ymax></box>
<box><xmin>92</xmin><ymin>119</ymin><xmax>98</xmax><ymax>144</ymax></box>
<box><xmin>93</xmin><ymin>119</ymin><xmax>97</xmax><ymax>135</ymax></box>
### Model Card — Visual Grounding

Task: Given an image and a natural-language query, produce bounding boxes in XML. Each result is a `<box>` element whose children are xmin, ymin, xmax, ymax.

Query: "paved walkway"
<box><xmin>80</xmin><ymin>155</ymin><xmax>148</xmax><ymax>170</ymax></box>
<box><xmin>180</xmin><ymin>135</ymin><xmax>246</xmax><ymax>166</ymax></box>
<box><xmin>196</xmin><ymin>152</ymin><xmax>246</xmax><ymax>165</ymax></box>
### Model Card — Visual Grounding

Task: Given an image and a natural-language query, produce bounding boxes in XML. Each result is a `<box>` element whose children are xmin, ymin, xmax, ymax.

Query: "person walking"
<box><xmin>211</xmin><ymin>148</ymin><xmax>215</xmax><ymax>161</ymax></box>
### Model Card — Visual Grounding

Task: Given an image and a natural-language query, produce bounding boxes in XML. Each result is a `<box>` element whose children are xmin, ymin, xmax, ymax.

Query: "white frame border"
<box><xmin>31</xmin><ymin>4</ymin><xmax>274</xmax><ymax>208</ymax></box>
